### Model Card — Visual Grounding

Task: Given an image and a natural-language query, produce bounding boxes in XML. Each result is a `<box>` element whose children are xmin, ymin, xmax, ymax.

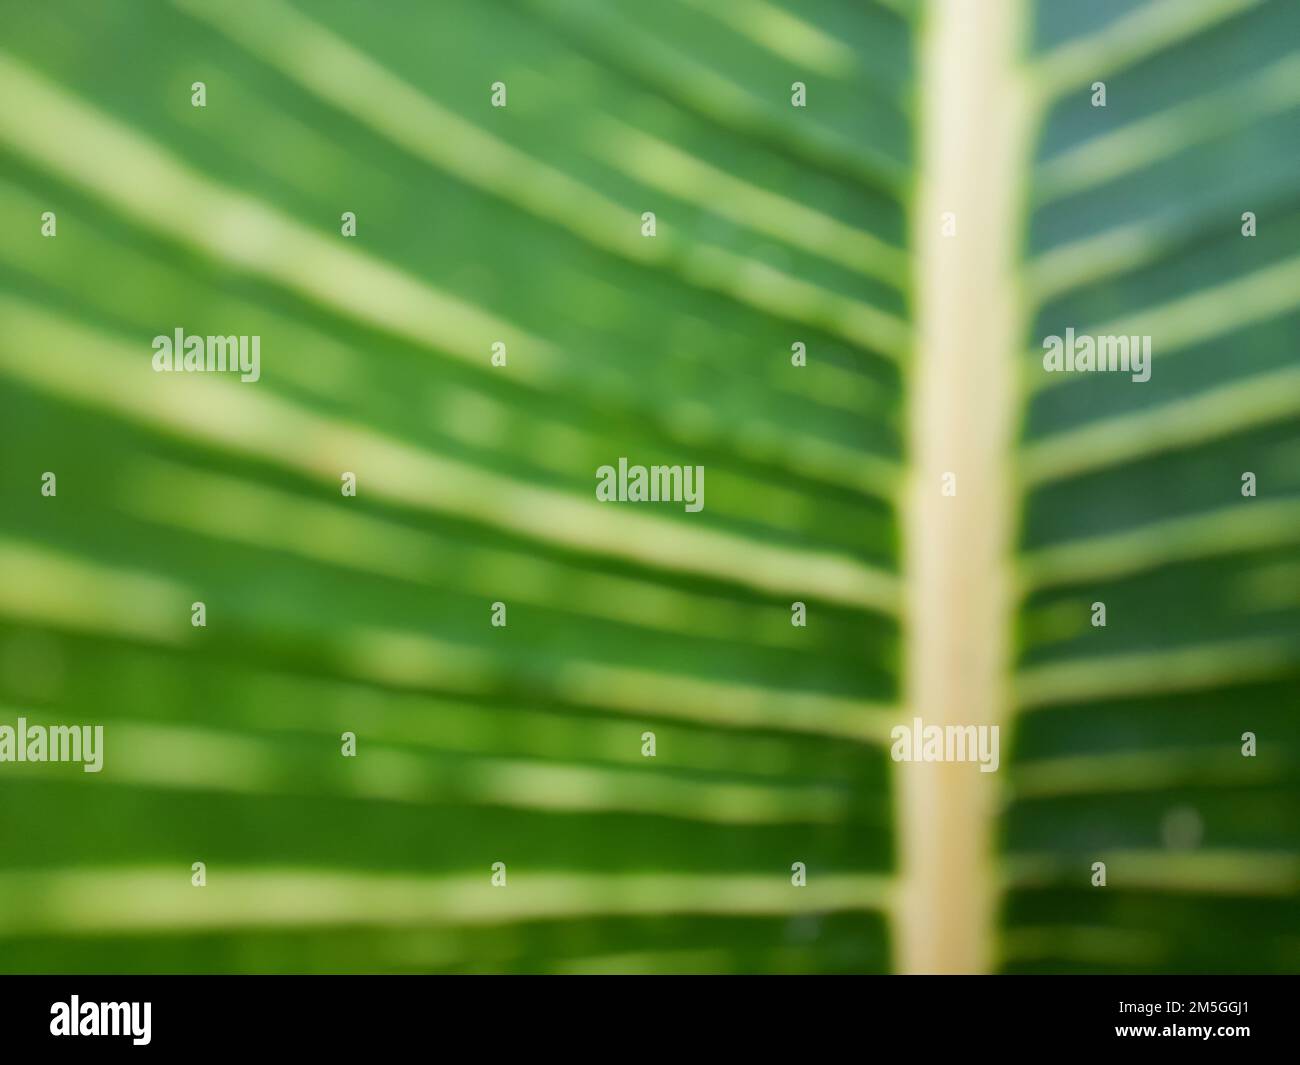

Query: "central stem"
<box><xmin>896</xmin><ymin>0</ymin><xmax>1029</xmax><ymax>974</ymax></box>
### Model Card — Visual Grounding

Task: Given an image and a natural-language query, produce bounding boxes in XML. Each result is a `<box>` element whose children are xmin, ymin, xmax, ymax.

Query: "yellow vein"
<box><xmin>1027</xmin><ymin>0</ymin><xmax>1265</xmax><ymax>106</ymax></box>
<box><xmin>0</xmin><ymin>176</ymin><xmax>900</xmax><ymax>502</ymax></box>
<box><xmin>521</xmin><ymin>0</ymin><xmax>908</xmax><ymax>195</ymax></box>
<box><xmin>1008</xmin><ymin>747</ymin><xmax>1291</xmax><ymax>799</ymax></box>
<box><xmin>0</xmin><ymin>537</ymin><xmax>896</xmax><ymax>743</ymax></box>
<box><xmin>1022</xmin><ymin>364</ymin><xmax>1300</xmax><ymax>486</ymax></box>
<box><xmin>898</xmin><ymin>0</ymin><xmax>1028</xmax><ymax>975</ymax></box>
<box><xmin>51</xmin><ymin>664</ymin><xmax>882</xmax><ymax>784</ymax></box>
<box><xmin>1026</xmin><ymin>213</ymin><xmax>1300</xmax><ymax>313</ymax></box>
<box><xmin>1035</xmin><ymin>54</ymin><xmax>1300</xmax><ymax>205</ymax></box>
<box><xmin>1016</xmin><ymin>637</ymin><xmax>1298</xmax><ymax>710</ymax></box>
<box><xmin>0</xmin><ymin>868</ymin><xmax>895</xmax><ymax>937</ymax></box>
<box><xmin>123</xmin><ymin>459</ymin><xmax>836</xmax><ymax>654</ymax></box>
<box><xmin>3</xmin><ymin>709</ymin><xmax>865</xmax><ymax>827</ymax></box>
<box><xmin>0</xmin><ymin>296</ymin><xmax>901</xmax><ymax>615</ymax></box>
<box><xmin>677</xmin><ymin>0</ymin><xmax>860</xmax><ymax>78</ymax></box>
<box><xmin>586</xmin><ymin>116</ymin><xmax>908</xmax><ymax>285</ymax></box>
<box><xmin>1017</xmin><ymin>499</ymin><xmax>1300</xmax><ymax>593</ymax></box>
<box><xmin>171</xmin><ymin>0</ymin><xmax>909</xmax><ymax>358</ymax></box>
<box><xmin>1003</xmin><ymin>849</ymin><xmax>1299</xmax><ymax>897</ymax></box>
<box><xmin>0</xmin><ymin>49</ymin><xmax>560</xmax><ymax>385</ymax></box>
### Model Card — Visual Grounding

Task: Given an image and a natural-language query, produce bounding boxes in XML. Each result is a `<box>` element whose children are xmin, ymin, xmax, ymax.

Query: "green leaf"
<box><xmin>0</xmin><ymin>0</ymin><xmax>1293</xmax><ymax>974</ymax></box>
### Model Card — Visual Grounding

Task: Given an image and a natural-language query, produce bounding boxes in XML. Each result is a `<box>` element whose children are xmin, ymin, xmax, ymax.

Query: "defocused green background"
<box><xmin>0</xmin><ymin>0</ymin><xmax>1295</xmax><ymax>973</ymax></box>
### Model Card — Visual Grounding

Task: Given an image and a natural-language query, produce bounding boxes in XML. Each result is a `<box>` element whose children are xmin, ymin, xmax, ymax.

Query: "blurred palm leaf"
<box><xmin>0</xmin><ymin>0</ymin><xmax>1293</xmax><ymax>974</ymax></box>
<box><xmin>1002</xmin><ymin>0</ymin><xmax>1300</xmax><ymax>974</ymax></box>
